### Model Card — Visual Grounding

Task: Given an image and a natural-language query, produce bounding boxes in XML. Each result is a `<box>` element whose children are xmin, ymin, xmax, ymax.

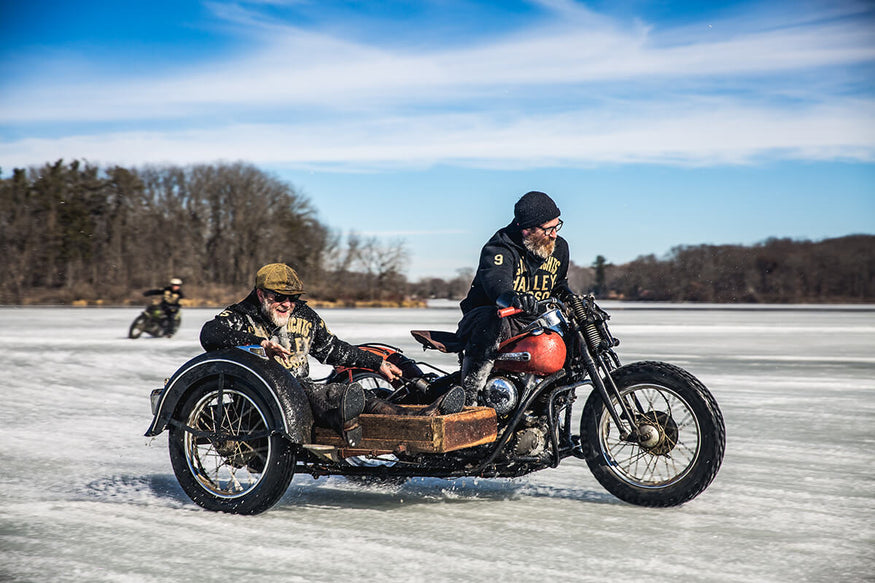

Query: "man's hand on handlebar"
<box><xmin>496</xmin><ymin>291</ymin><xmax>539</xmax><ymax>317</ymax></box>
<box><xmin>515</xmin><ymin>293</ymin><xmax>538</xmax><ymax>315</ymax></box>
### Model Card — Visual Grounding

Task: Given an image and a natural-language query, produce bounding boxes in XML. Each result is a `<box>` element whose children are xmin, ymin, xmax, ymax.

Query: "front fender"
<box><xmin>144</xmin><ymin>347</ymin><xmax>313</xmax><ymax>443</ymax></box>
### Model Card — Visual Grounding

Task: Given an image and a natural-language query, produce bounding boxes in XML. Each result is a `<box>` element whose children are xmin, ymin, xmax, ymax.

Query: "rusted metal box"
<box><xmin>312</xmin><ymin>406</ymin><xmax>497</xmax><ymax>454</ymax></box>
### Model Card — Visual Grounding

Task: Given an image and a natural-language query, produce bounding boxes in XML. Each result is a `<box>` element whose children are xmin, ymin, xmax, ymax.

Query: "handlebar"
<box><xmin>498</xmin><ymin>296</ymin><xmax>566</xmax><ymax>319</ymax></box>
<box><xmin>497</xmin><ymin>306</ymin><xmax>524</xmax><ymax>318</ymax></box>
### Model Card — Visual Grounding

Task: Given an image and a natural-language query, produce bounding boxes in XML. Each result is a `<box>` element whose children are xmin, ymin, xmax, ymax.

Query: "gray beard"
<box><xmin>261</xmin><ymin>298</ymin><xmax>290</xmax><ymax>328</ymax></box>
<box><xmin>523</xmin><ymin>234</ymin><xmax>555</xmax><ymax>259</ymax></box>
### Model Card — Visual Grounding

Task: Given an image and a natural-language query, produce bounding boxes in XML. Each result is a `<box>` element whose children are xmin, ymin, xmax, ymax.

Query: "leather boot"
<box><xmin>460</xmin><ymin>357</ymin><xmax>494</xmax><ymax>406</ymax></box>
<box><xmin>322</xmin><ymin>382</ymin><xmax>365</xmax><ymax>447</ymax></box>
<box><xmin>363</xmin><ymin>399</ymin><xmax>406</xmax><ymax>415</ymax></box>
<box><xmin>419</xmin><ymin>385</ymin><xmax>465</xmax><ymax>417</ymax></box>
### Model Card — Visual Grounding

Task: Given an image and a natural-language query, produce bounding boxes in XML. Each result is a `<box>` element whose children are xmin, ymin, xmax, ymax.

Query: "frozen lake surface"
<box><xmin>1</xmin><ymin>303</ymin><xmax>873</xmax><ymax>582</ymax></box>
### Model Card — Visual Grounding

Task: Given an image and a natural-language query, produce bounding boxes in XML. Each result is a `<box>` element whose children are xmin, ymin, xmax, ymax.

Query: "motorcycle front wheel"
<box><xmin>128</xmin><ymin>315</ymin><xmax>147</xmax><ymax>339</ymax></box>
<box><xmin>580</xmin><ymin>361</ymin><xmax>725</xmax><ymax>507</ymax></box>
<box><xmin>168</xmin><ymin>379</ymin><xmax>296</xmax><ymax>514</ymax></box>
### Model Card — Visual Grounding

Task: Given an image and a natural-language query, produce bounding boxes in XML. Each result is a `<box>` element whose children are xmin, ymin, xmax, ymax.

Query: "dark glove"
<box><xmin>515</xmin><ymin>292</ymin><xmax>539</xmax><ymax>315</ymax></box>
<box><xmin>497</xmin><ymin>291</ymin><xmax>538</xmax><ymax>315</ymax></box>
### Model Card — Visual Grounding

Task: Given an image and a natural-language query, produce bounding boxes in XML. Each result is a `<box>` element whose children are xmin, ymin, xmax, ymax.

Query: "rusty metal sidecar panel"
<box><xmin>311</xmin><ymin>406</ymin><xmax>498</xmax><ymax>455</ymax></box>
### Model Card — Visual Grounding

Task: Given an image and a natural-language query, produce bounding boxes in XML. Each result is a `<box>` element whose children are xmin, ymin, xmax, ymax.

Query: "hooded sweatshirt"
<box><xmin>460</xmin><ymin>222</ymin><xmax>570</xmax><ymax>314</ymax></box>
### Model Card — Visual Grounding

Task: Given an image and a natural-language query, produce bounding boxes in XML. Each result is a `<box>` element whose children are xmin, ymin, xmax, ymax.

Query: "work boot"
<box><xmin>363</xmin><ymin>387</ymin><xmax>464</xmax><ymax>417</ymax></box>
<box><xmin>460</xmin><ymin>357</ymin><xmax>494</xmax><ymax>406</ymax></box>
<box><xmin>419</xmin><ymin>385</ymin><xmax>465</xmax><ymax>417</ymax></box>
<box><xmin>364</xmin><ymin>398</ymin><xmax>406</xmax><ymax>415</ymax></box>
<box><xmin>324</xmin><ymin>382</ymin><xmax>365</xmax><ymax>447</ymax></box>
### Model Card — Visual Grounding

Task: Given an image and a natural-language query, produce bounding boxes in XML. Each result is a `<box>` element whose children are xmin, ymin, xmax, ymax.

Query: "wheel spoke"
<box><xmin>183</xmin><ymin>387</ymin><xmax>271</xmax><ymax>498</ymax></box>
<box><xmin>599</xmin><ymin>382</ymin><xmax>701</xmax><ymax>487</ymax></box>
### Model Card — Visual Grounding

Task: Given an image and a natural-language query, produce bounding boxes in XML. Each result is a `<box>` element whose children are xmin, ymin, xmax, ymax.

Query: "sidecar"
<box><xmin>146</xmin><ymin>346</ymin><xmax>497</xmax><ymax>514</ymax></box>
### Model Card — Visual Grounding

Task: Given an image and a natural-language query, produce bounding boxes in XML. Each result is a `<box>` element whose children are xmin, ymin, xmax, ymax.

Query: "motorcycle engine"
<box><xmin>482</xmin><ymin>376</ymin><xmax>518</xmax><ymax>416</ymax></box>
<box><xmin>512</xmin><ymin>427</ymin><xmax>546</xmax><ymax>457</ymax></box>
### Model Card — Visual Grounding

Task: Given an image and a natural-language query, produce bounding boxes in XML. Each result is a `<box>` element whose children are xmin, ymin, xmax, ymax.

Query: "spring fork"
<box><xmin>577</xmin><ymin>331</ymin><xmax>638</xmax><ymax>439</ymax></box>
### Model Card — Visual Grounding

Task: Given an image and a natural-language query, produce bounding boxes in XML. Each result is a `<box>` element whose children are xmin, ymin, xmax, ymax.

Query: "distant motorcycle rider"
<box><xmin>143</xmin><ymin>277</ymin><xmax>184</xmax><ymax>336</ymax></box>
<box><xmin>200</xmin><ymin>263</ymin><xmax>464</xmax><ymax>447</ymax></box>
<box><xmin>457</xmin><ymin>191</ymin><xmax>571</xmax><ymax>405</ymax></box>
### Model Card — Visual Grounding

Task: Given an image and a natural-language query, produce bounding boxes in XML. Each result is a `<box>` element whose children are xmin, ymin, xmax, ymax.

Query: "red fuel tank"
<box><xmin>495</xmin><ymin>330</ymin><xmax>566</xmax><ymax>375</ymax></box>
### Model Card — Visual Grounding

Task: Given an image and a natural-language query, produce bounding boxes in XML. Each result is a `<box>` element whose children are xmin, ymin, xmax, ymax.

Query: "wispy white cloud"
<box><xmin>1</xmin><ymin>0</ymin><xmax>873</xmax><ymax>169</ymax></box>
<box><xmin>4</xmin><ymin>97</ymin><xmax>870</xmax><ymax>169</ymax></box>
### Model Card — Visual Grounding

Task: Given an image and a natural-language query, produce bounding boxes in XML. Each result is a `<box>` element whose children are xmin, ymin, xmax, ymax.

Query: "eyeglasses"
<box><xmin>264</xmin><ymin>291</ymin><xmax>300</xmax><ymax>303</ymax></box>
<box><xmin>536</xmin><ymin>219</ymin><xmax>563</xmax><ymax>235</ymax></box>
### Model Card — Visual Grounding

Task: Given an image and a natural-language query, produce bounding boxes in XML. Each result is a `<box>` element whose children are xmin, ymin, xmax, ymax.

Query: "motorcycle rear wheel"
<box><xmin>580</xmin><ymin>361</ymin><xmax>725</xmax><ymax>507</ymax></box>
<box><xmin>350</xmin><ymin>371</ymin><xmax>394</xmax><ymax>399</ymax></box>
<box><xmin>168</xmin><ymin>379</ymin><xmax>296</xmax><ymax>514</ymax></box>
<box><xmin>128</xmin><ymin>315</ymin><xmax>147</xmax><ymax>339</ymax></box>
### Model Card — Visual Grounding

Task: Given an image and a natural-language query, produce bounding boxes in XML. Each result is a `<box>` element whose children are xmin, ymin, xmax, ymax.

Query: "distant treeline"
<box><xmin>1</xmin><ymin>160</ymin><xmax>872</xmax><ymax>305</ymax></box>
<box><xmin>584</xmin><ymin>235</ymin><xmax>875</xmax><ymax>303</ymax></box>
<box><xmin>0</xmin><ymin>160</ymin><xmax>409</xmax><ymax>305</ymax></box>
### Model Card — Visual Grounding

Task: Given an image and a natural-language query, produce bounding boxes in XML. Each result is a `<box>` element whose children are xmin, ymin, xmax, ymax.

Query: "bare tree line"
<box><xmin>0</xmin><ymin>160</ymin><xmax>408</xmax><ymax>305</ymax></box>
<box><xmin>1</xmin><ymin>159</ymin><xmax>871</xmax><ymax>305</ymax></box>
<box><xmin>592</xmin><ymin>236</ymin><xmax>875</xmax><ymax>303</ymax></box>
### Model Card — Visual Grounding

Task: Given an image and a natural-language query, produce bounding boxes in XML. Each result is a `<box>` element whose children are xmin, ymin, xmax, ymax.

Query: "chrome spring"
<box><xmin>569</xmin><ymin>295</ymin><xmax>601</xmax><ymax>351</ymax></box>
<box><xmin>584</xmin><ymin>323</ymin><xmax>602</xmax><ymax>352</ymax></box>
<box><xmin>568</xmin><ymin>294</ymin><xmax>587</xmax><ymax>321</ymax></box>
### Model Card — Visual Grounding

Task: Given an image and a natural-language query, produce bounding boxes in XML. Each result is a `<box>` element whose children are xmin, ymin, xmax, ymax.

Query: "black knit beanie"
<box><xmin>514</xmin><ymin>191</ymin><xmax>560</xmax><ymax>229</ymax></box>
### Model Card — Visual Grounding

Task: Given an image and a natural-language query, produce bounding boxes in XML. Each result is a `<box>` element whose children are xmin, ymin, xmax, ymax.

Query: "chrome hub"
<box><xmin>637</xmin><ymin>424</ymin><xmax>661</xmax><ymax>448</ymax></box>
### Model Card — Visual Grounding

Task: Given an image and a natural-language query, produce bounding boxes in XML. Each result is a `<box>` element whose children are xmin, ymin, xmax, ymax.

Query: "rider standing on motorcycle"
<box><xmin>199</xmin><ymin>263</ymin><xmax>464</xmax><ymax>446</ymax></box>
<box><xmin>143</xmin><ymin>278</ymin><xmax>184</xmax><ymax>337</ymax></box>
<box><xmin>457</xmin><ymin>191</ymin><xmax>572</xmax><ymax>405</ymax></box>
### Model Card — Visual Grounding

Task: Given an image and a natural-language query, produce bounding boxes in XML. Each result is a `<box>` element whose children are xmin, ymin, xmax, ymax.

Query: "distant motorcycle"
<box><xmin>146</xmin><ymin>293</ymin><xmax>725</xmax><ymax>514</ymax></box>
<box><xmin>129</xmin><ymin>304</ymin><xmax>179</xmax><ymax>338</ymax></box>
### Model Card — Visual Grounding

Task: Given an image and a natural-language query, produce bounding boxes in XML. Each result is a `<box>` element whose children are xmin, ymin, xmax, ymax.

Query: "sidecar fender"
<box><xmin>144</xmin><ymin>347</ymin><xmax>313</xmax><ymax>443</ymax></box>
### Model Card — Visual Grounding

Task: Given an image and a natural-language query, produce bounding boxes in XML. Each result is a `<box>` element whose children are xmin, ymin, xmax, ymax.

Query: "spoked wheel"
<box><xmin>168</xmin><ymin>378</ymin><xmax>296</xmax><ymax>514</ymax></box>
<box><xmin>581</xmin><ymin>361</ymin><xmax>725</xmax><ymax>507</ymax></box>
<box><xmin>351</xmin><ymin>371</ymin><xmax>394</xmax><ymax>400</ymax></box>
<box><xmin>129</xmin><ymin>315</ymin><xmax>147</xmax><ymax>339</ymax></box>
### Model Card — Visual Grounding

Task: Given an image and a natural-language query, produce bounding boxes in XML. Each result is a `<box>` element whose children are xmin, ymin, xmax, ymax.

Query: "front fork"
<box><xmin>576</xmin><ymin>330</ymin><xmax>640</xmax><ymax>440</ymax></box>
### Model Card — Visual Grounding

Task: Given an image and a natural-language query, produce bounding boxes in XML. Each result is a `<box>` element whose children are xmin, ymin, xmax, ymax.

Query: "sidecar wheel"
<box><xmin>129</xmin><ymin>315</ymin><xmax>146</xmax><ymax>339</ymax></box>
<box><xmin>580</xmin><ymin>361</ymin><xmax>725</xmax><ymax>507</ymax></box>
<box><xmin>168</xmin><ymin>378</ymin><xmax>296</xmax><ymax>515</ymax></box>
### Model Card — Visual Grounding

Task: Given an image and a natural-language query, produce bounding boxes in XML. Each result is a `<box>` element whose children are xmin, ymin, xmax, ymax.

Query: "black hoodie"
<box><xmin>200</xmin><ymin>290</ymin><xmax>383</xmax><ymax>378</ymax></box>
<box><xmin>460</xmin><ymin>222</ymin><xmax>570</xmax><ymax>314</ymax></box>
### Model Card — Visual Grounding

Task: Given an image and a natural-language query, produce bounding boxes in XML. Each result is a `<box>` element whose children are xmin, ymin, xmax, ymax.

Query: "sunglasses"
<box><xmin>264</xmin><ymin>291</ymin><xmax>300</xmax><ymax>303</ymax></box>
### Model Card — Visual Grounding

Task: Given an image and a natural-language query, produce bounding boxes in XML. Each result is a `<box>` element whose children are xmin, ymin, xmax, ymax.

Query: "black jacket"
<box><xmin>460</xmin><ymin>223</ymin><xmax>570</xmax><ymax>314</ymax></box>
<box><xmin>200</xmin><ymin>290</ymin><xmax>383</xmax><ymax>378</ymax></box>
<box><xmin>144</xmin><ymin>286</ymin><xmax>184</xmax><ymax>311</ymax></box>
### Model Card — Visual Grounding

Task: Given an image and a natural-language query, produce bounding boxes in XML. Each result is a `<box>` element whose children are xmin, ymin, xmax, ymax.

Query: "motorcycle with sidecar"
<box><xmin>145</xmin><ymin>294</ymin><xmax>726</xmax><ymax>515</ymax></box>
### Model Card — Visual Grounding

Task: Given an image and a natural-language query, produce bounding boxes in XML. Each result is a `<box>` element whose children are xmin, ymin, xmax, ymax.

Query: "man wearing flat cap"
<box><xmin>201</xmin><ymin>263</ymin><xmax>463</xmax><ymax>446</ymax></box>
<box><xmin>456</xmin><ymin>191</ymin><xmax>572</xmax><ymax>405</ymax></box>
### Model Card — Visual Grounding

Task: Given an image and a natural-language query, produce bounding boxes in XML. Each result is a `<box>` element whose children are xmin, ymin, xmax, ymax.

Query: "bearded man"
<box><xmin>456</xmin><ymin>191</ymin><xmax>572</xmax><ymax>405</ymax></box>
<box><xmin>200</xmin><ymin>263</ymin><xmax>463</xmax><ymax>447</ymax></box>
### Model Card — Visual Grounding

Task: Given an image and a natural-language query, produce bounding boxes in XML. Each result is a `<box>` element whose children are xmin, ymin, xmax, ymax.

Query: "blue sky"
<box><xmin>2</xmin><ymin>0</ymin><xmax>873</xmax><ymax>279</ymax></box>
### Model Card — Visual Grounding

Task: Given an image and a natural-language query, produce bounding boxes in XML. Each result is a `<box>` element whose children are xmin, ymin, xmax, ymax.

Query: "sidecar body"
<box><xmin>146</xmin><ymin>347</ymin><xmax>498</xmax><ymax>478</ymax></box>
<box><xmin>312</xmin><ymin>406</ymin><xmax>497</xmax><ymax>455</ymax></box>
<box><xmin>145</xmin><ymin>346</ymin><xmax>314</xmax><ymax>443</ymax></box>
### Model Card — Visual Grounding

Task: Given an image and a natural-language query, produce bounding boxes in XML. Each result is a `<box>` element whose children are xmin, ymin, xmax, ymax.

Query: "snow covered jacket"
<box><xmin>460</xmin><ymin>222</ymin><xmax>570</xmax><ymax>314</ymax></box>
<box><xmin>199</xmin><ymin>290</ymin><xmax>383</xmax><ymax>379</ymax></box>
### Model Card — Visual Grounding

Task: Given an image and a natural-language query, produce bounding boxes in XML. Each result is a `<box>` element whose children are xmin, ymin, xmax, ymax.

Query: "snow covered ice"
<box><xmin>1</xmin><ymin>304</ymin><xmax>873</xmax><ymax>582</ymax></box>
